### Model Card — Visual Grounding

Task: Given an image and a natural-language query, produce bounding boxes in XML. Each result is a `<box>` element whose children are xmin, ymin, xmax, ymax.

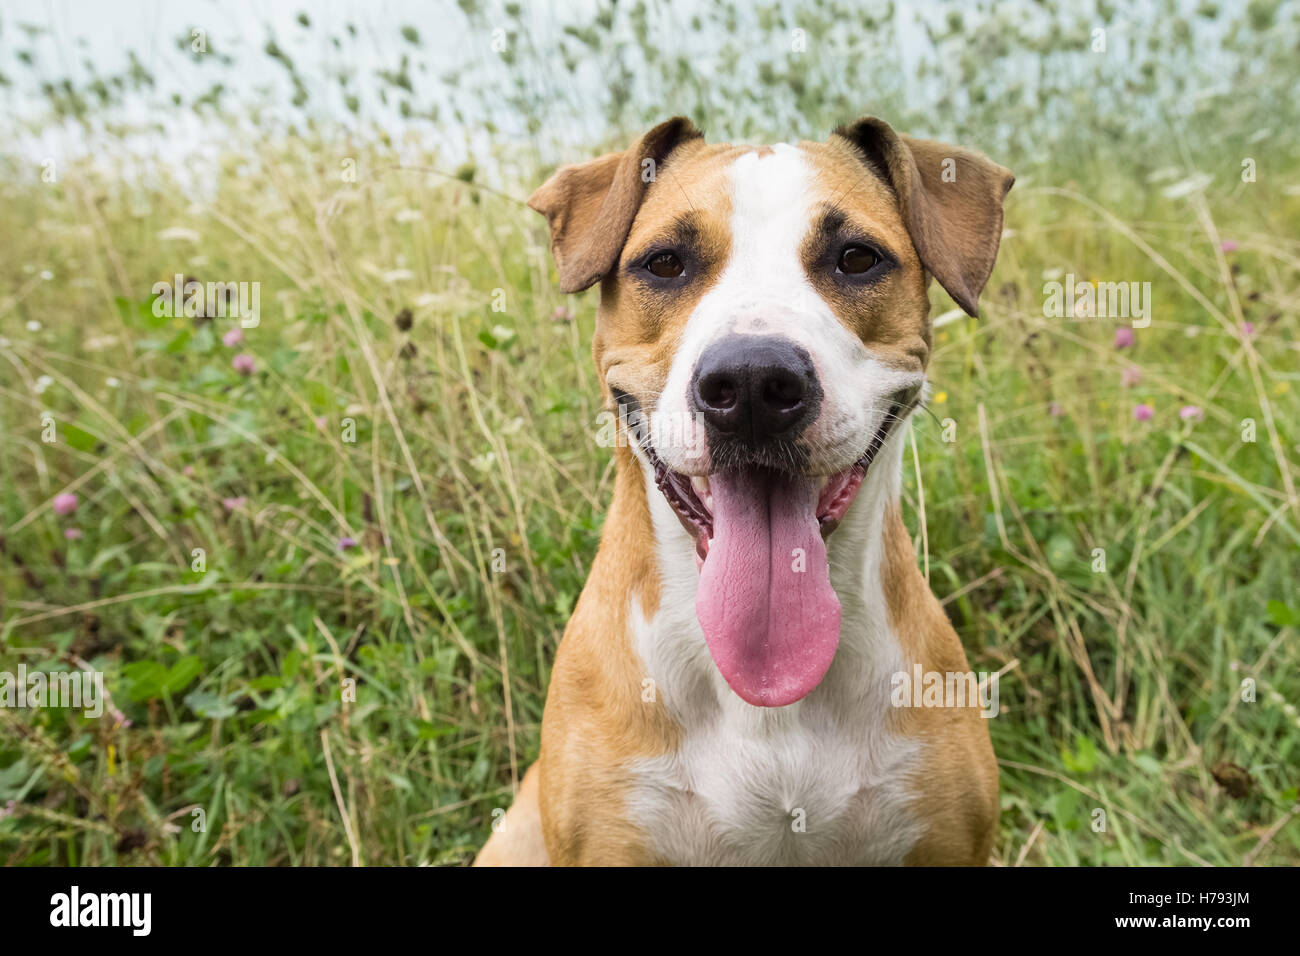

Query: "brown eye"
<box><xmin>647</xmin><ymin>251</ymin><xmax>684</xmax><ymax>278</ymax></box>
<box><xmin>837</xmin><ymin>245</ymin><xmax>879</xmax><ymax>275</ymax></box>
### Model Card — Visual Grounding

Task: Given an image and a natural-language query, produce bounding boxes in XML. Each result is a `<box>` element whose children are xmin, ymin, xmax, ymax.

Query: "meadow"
<box><xmin>0</xmin><ymin>0</ymin><xmax>1297</xmax><ymax>866</ymax></box>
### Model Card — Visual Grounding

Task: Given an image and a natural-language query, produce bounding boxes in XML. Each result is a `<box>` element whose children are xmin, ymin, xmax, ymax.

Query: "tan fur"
<box><xmin>833</xmin><ymin>118</ymin><xmax>1015</xmax><ymax>317</ymax></box>
<box><xmin>528</xmin><ymin>118</ymin><xmax>704</xmax><ymax>293</ymax></box>
<box><xmin>478</xmin><ymin>117</ymin><xmax>1010</xmax><ymax>866</ymax></box>
<box><xmin>473</xmin><ymin>762</ymin><xmax>548</xmax><ymax>866</ymax></box>
<box><xmin>595</xmin><ymin>142</ymin><xmax>742</xmax><ymax>413</ymax></box>
<box><xmin>534</xmin><ymin>456</ymin><xmax>677</xmax><ymax>864</ymax></box>
<box><xmin>529</xmin><ymin>145</ymin><xmax>753</xmax><ymax>865</ymax></box>
<box><xmin>879</xmin><ymin>508</ymin><xmax>999</xmax><ymax>865</ymax></box>
<box><xmin>799</xmin><ymin>136</ymin><xmax>934</xmax><ymax>372</ymax></box>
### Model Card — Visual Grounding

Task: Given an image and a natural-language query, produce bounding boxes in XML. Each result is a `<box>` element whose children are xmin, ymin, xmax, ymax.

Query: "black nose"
<box><xmin>691</xmin><ymin>335</ymin><xmax>820</xmax><ymax>444</ymax></box>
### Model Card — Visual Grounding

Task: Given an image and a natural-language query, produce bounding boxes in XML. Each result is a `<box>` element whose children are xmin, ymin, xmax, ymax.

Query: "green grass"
<box><xmin>1</xmin><ymin>0</ymin><xmax>1299</xmax><ymax>866</ymax></box>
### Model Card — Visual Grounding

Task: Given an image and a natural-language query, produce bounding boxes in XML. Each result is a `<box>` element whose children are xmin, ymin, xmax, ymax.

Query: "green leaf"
<box><xmin>1132</xmin><ymin>753</ymin><xmax>1163</xmax><ymax>776</ymax></box>
<box><xmin>184</xmin><ymin>690</ymin><xmax>237</xmax><ymax>720</ymax></box>
<box><xmin>416</xmin><ymin>721</ymin><xmax>455</xmax><ymax>741</ymax></box>
<box><xmin>122</xmin><ymin>660</ymin><xmax>168</xmax><ymax>701</ymax></box>
<box><xmin>1266</xmin><ymin>600</ymin><xmax>1296</xmax><ymax>628</ymax></box>
<box><xmin>165</xmin><ymin>328</ymin><xmax>192</xmax><ymax>353</ymax></box>
<box><xmin>281</xmin><ymin>649</ymin><xmax>302</xmax><ymax>680</ymax></box>
<box><xmin>62</xmin><ymin>423</ymin><xmax>97</xmax><ymax>452</ymax></box>
<box><xmin>304</xmin><ymin>379</ymin><xmax>330</xmax><ymax>409</ymax></box>
<box><xmin>162</xmin><ymin>656</ymin><xmax>202</xmax><ymax>694</ymax></box>
<box><xmin>1051</xmin><ymin>787</ymin><xmax>1082</xmax><ymax>831</ymax></box>
<box><xmin>1061</xmin><ymin>734</ymin><xmax>1098</xmax><ymax>775</ymax></box>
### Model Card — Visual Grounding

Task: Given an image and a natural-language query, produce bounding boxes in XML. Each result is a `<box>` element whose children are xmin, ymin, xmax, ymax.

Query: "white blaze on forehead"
<box><xmin>720</xmin><ymin>144</ymin><xmax>823</xmax><ymax>316</ymax></box>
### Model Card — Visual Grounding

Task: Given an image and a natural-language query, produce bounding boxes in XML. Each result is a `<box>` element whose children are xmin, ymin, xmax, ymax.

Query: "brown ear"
<box><xmin>528</xmin><ymin>117</ymin><xmax>703</xmax><ymax>293</ymax></box>
<box><xmin>833</xmin><ymin>117</ymin><xmax>1014</xmax><ymax>317</ymax></box>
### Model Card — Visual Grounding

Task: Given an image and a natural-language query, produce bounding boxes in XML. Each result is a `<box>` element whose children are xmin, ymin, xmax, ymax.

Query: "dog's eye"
<box><xmin>646</xmin><ymin>251</ymin><xmax>685</xmax><ymax>278</ymax></box>
<box><xmin>837</xmin><ymin>244</ymin><xmax>879</xmax><ymax>275</ymax></box>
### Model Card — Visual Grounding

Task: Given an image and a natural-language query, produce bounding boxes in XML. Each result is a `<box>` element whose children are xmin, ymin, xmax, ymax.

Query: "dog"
<box><xmin>476</xmin><ymin>116</ymin><xmax>1013</xmax><ymax>866</ymax></box>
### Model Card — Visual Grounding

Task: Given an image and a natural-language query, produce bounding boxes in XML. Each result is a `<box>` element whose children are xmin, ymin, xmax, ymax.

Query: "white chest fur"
<box><xmin>627</xmin><ymin>439</ymin><xmax>925</xmax><ymax>865</ymax></box>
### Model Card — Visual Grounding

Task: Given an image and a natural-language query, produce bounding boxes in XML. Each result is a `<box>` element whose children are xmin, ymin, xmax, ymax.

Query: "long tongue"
<box><xmin>696</xmin><ymin>468</ymin><xmax>842</xmax><ymax>707</ymax></box>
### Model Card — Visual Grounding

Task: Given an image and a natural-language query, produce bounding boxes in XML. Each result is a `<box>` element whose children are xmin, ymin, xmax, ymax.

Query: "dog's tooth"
<box><xmin>690</xmin><ymin>475</ymin><xmax>710</xmax><ymax>498</ymax></box>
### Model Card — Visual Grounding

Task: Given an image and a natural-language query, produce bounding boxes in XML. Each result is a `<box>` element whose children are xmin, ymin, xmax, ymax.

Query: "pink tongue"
<box><xmin>696</xmin><ymin>469</ymin><xmax>842</xmax><ymax>707</ymax></box>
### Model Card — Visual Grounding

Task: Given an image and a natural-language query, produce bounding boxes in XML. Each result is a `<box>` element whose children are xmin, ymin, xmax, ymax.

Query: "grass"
<box><xmin>1</xmin><ymin>1</ymin><xmax>1299</xmax><ymax>867</ymax></box>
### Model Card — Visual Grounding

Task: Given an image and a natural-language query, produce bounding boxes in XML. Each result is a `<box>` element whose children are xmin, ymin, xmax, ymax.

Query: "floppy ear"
<box><xmin>833</xmin><ymin>117</ymin><xmax>1014</xmax><ymax>317</ymax></box>
<box><xmin>528</xmin><ymin>117</ymin><xmax>703</xmax><ymax>293</ymax></box>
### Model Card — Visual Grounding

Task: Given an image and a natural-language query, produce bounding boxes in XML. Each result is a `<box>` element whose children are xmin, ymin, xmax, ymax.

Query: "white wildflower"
<box><xmin>158</xmin><ymin>226</ymin><xmax>201</xmax><ymax>242</ymax></box>
<box><xmin>1162</xmin><ymin>173</ymin><xmax>1212</xmax><ymax>199</ymax></box>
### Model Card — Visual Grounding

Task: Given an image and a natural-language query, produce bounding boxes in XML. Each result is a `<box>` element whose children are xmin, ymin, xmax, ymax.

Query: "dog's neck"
<box><xmin>627</xmin><ymin>428</ymin><xmax>913</xmax><ymax>720</ymax></box>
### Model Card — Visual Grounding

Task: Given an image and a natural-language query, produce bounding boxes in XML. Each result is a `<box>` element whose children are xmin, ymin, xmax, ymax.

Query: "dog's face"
<box><xmin>531</xmin><ymin>118</ymin><xmax>1012</xmax><ymax>707</ymax></box>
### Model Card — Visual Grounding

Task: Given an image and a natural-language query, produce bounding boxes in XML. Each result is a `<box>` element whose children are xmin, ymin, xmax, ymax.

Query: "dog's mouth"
<box><xmin>647</xmin><ymin>403</ymin><xmax>903</xmax><ymax>560</ymax></box>
<box><xmin>632</xmin><ymin>395</ymin><xmax>912</xmax><ymax>708</ymax></box>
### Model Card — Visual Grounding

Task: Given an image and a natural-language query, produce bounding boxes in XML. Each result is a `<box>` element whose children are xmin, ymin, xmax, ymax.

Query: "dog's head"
<box><xmin>530</xmin><ymin>117</ymin><xmax>1013</xmax><ymax>707</ymax></box>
